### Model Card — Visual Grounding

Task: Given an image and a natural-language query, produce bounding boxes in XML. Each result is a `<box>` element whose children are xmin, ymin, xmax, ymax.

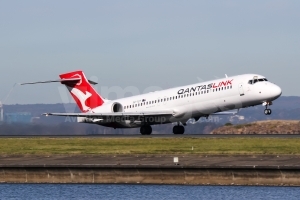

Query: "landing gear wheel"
<box><xmin>173</xmin><ymin>125</ymin><xmax>185</xmax><ymax>134</ymax></box>
<box><xmin>140</xmin><ymin>125</ymin><xmax>152</xmax><ymax>135</ymax></box>
<box><xmin>264</xmin><ymin>109</ymin><xmax>272</xmax><ymax>115</ymax></box>
<box><xmin>263</xmin><ymin>101</ymin><xmax>273</xmax><ymax>115</ymax></box>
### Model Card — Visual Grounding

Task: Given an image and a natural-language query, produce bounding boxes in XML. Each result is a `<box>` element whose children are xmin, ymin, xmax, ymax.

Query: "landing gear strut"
<box><xmin>263</xmin><ymin>102</ymin><xmax>272</xmax><ymax>115</ymax></box>
<box><xmin>140</xmin><ymin>125</ymin><xmax>152</xmax><ymax>135</ymax></box>
<box><xmin>173</xmin><ymin>125</ymin><xmax>185</xmax><ymax>134</ymax></box>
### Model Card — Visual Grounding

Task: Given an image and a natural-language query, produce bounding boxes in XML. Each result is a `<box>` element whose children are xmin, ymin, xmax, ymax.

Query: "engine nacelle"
<box><xmin>111</xmin><ymin>102</ymin><xmax>123</xmax><ymax>112</ymax></box>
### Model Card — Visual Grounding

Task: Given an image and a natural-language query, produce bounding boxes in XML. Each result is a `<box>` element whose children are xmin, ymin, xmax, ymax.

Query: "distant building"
<box><xmin>4</xmin><ymin>112</ymin><xmax>32</xmax><ymax>124</ymax></box>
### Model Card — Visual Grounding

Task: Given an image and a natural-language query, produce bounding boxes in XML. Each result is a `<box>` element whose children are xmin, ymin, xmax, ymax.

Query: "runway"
<box><xmin>2</xmin><ymin>154</ymin><xmax>300</xmax><ymax>185</ymax></box>
<box><xmin>0</xmin><ymin>134</ymin><xmax>300</xmax><ymax>138</ymax></box>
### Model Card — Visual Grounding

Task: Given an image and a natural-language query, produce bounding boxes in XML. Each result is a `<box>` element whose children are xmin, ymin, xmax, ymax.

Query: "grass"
<box><xmin>0</xmin><ymin>137</ymin><xmax>300</xmax><ymax>155</ymax></box>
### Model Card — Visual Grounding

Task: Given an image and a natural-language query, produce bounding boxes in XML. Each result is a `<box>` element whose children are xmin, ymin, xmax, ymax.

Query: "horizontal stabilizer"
<box><xmin>21</xmin><ymin>78</ymin><xmax>97</xmax><ymax>85</ymax></box>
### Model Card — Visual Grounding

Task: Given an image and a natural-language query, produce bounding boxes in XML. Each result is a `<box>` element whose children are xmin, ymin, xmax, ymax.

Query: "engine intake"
<box><xmin>112</xmin><ymin>102</ymin><xmax>123</xmax><ymax>112</ymax></box>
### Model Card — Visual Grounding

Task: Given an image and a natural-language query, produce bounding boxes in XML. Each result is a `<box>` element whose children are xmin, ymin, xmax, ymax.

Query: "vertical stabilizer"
<box><xmin>59</xmin><ymin>71</ymin><xmax>104</xmax><ymax>112</ymax></box>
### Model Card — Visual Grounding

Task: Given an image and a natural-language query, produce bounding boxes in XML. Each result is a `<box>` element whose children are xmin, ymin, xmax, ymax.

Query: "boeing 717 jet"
<box><xmin>22</xmin><ymin>70</ymin><xmax>282</xmax><ymax>135</ymax></box>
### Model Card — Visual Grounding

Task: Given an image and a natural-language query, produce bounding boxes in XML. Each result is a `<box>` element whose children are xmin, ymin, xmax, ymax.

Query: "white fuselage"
<box><xmin>87</xmin><ymin>74</ymin><xmax>281</xmax><ymax>128</ymax></box>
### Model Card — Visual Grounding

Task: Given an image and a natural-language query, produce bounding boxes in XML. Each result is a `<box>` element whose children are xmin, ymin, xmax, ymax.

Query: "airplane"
<box><xmin>21</xmin><ymin>70</ymin><xmax>282</xmax><ymax>135</ymax></box>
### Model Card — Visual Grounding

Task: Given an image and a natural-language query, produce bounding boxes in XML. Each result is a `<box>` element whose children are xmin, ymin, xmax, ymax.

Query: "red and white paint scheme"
<box><xmin>22</xmin><ymin>70</ymin><xmax>282</xmax><ymax>135</ymax></box>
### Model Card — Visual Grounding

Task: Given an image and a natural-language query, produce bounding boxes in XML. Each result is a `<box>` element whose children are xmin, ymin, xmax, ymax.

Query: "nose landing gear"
<box><xmin>263</xmin><ymin>101</ymin><xmax>272</xmax><ymax>115</ymax></box>
<box><xmin>264</xmin><ymin>108</ymin><xmax>272</xmax><ymax>115</ymax></box>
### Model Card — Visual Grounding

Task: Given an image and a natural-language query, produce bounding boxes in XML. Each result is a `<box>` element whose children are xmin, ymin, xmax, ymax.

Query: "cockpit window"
<box><xmin>248</xmin><ymin>77</ymin><xmax>268</xmax><ymax>85</ymax></box>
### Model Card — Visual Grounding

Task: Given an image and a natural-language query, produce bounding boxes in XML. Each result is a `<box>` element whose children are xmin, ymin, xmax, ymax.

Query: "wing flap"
<box><xmin>211</xmin><ymin>109</ymin><xmax>239</xmax><ymax>115</ymax></box>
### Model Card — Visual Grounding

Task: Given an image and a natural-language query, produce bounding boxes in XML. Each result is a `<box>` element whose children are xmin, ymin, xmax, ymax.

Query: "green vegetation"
<box><xmin>233</xmin><ymin>123</ymin><xmax>252</xmax><ymax>129</ymax></box>
<box><xmin>224</xmin><ymin>123</ymin><xmax>233</xmax><ymax>126</ymax></box>
<box><xmin>0</xmin><ymin>137</ymin><xmax>300</xmax><ymax>155</ymax></box>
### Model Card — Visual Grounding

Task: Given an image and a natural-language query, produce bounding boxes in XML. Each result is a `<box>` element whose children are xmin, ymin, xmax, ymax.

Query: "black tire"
<box><xmin>173</xmin><ymin>126</ymin><xmax>179</xmax><ymax>134</ymax></box>
<box><xmin>145</xmin><ymin>125</ymin><xmax>152</xmax><ymax>135</ymax></box>
<box><xmin>140</xmin><ymin>125</ymin><xmax>152</xmax><ymax>135</ymax></box>
<box><xmin>173</xmin><ymin>125</ymin><xmax>185</xmax><ymax>134</ymax></box>
<box><xmin>179</xmin><ymin>126</ymin><xmax>185</xmax><ymax>134</ymax></box>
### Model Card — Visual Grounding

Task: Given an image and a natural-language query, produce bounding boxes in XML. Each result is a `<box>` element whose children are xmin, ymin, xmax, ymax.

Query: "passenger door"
<box><xmin>239</xmin><ymin>83</ymin><xmax>244</xmax><ymax>96</ymax></box>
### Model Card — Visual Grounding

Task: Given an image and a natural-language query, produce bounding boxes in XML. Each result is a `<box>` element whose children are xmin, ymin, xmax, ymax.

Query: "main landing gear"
<box><xmin>140</xmin><ymin>124</ymin><xmax>185</xmax><ymax>135</ymax></box>
<box><xmin>140</xmin><ymin>125</ymin><xmax>152</xmax><ymax>135</ymax></box>
<box><xmin>263</xmin><ymin>101</ymin><xmax>272</xmax><ymax>115</ymax></box>
<box><xmin>173</xmin><ymin>125</ymin><xmax>185</xmax><ymax>134</ymax></box>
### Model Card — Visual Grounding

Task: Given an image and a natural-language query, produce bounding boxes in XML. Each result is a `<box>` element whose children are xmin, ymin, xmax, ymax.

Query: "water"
<box><xmin>0</xmin><ymin>184</ymin><xmax>299</xmax><ymax>200</ymax></box>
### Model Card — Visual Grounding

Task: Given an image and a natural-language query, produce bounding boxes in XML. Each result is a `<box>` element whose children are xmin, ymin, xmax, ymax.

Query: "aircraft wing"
<box><xmin>43</xmin><ymin>111</ymin><xmax>174</xmax><ymax>119</ymax></box>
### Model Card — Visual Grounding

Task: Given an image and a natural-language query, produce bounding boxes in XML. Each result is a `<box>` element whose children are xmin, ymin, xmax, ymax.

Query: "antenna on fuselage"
<box><xmin>225</xmin><ymin>74</ymin><xmax>228</xmax><ymax>78</ymax></box>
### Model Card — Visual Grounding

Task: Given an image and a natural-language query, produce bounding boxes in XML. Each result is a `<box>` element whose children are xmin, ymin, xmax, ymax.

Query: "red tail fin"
<box><xmin>59</xmin><ymin>71</ymin><xmax>104</xmax><ymax>112</ymax></box>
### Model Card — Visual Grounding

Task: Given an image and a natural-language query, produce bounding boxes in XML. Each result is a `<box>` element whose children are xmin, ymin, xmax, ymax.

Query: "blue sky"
<box><xmin>0</xmin><ymin>1</ymin><xmax>299</xmax><ymax>104</ymax></box>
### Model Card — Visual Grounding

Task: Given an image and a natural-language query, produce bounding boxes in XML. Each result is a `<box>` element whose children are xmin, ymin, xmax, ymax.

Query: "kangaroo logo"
<box><xmin>71</xmin><ymin>74</ymin><xmax>82</xmax><ymax>86</ymax></box>
<box><xmin>70</xmin><ymin>88</ymin><xmax>92</xmax><ymax>112</ymax></box>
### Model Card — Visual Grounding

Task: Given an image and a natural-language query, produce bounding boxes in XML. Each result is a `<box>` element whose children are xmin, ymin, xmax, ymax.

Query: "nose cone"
<box><xmin>272</xmin><ymin>85</ymin><xmax>282</xmax><ymax>99</ymax></box>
